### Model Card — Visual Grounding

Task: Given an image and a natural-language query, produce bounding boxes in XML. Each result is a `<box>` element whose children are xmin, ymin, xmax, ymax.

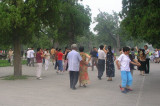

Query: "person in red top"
<box><xmin>36</xmin><ymin>48</ymin><xmax>44</xmax><ymax>80</ymax></box>
<box><xmin>57</xmin><ymin>49</ymin><xmax>64</xmax><ymax>74</ymax></box>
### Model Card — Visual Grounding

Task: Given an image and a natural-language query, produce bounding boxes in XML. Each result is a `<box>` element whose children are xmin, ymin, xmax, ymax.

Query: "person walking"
<box><xmin>79</xmin><ymin>46</ymin><xmax>91</xmax><ymax>87</ymax></box>
<box><xmin>63</xmin><ymin>47</ymin><xmax>69</xmax><ymax>71</ymax></box>
<box><xmin>106</xmin><ymin>46</ymin><xmax>116</xmax><ymax>81</ymax></box>
<box><xmin>44</xmin><ymin>49</ymin><xmax>50</xmax><ymax>71</ymax></box>
<box><xmin>57</xmin><ymin>49</ymin><xmax>64</xmax><ymax>74</ymax></box>
<box><xmin>97</xmin><ymin>45</ymin><xmax>106</xmax><ymax>80</ymax></box>
<box><xmin>90</xmin><ymin>47</ymin><xmax>98</xmax><ymax>71</ymax></box>
<box><xmin>154</xmin><ymin>49</ymin><xmax>159</xmax><ymax>63</ymax></box>
<box><xmin>144</xmin><ymin>45</ymin><xmax>150</xmax><ymax>74</ymax></box>
<box><xmin>26</xmin><ymin>48</ymin><xmax>31</xmax><ymax>66</ymax></box>
<box><xmin>8</xmin><ymin>49</ymin><xmax>13</xmax><ymax>66</ymax></box>
<box><xmin>139</xmin><ymin>49</ymin><xmax>146</xmax><ymax>76</ymax></box>
<box><xmin>67</xmin><ymin>44</ymin><xmax>82</xmax><ymax>90</ymax></box>
<box><xmin>36</xmin><ymin>48</ymin><xmax>44</xmax><ymax>80</ymax></box>
<box><xmin>51</xmin><ymin>47</ymin><xmax>56</xmax><ymax>65</ymax></box>
<box><xmin>30</xmin><ymin>47</ymin><xmax>35</xmax><ymax>67</ymax></box>
<box><xmin>116</xmin><ymin>47</ymin><xmax>141</xmax><ymax>94</ymax></box>
<box><xmin>54</xmin><ymin>48</ymin><xmax>59</xmax><ymax>70</ymax></box>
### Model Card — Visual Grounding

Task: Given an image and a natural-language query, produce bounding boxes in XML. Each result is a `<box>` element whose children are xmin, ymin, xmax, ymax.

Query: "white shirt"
<box><xmin>27</xmin><ymin>50</ymin><xmax>30</xmax><ymax>58</ymax></box>
<box><xmin>145</xmin><ymin>49</ymin><xmax>150</xmax><ymax>58</ymax></box>
<box><xmin>155</xmin><ymin>51</ymin><xmax>159</xmax><ymax>57</ymax></box>
<box><xmin>117</xmin><ymin>54</ymin><xmax>131</xmax><ymax>71</ymax></box>
<box><xmin>67</xmin><ymin>50</ymin><xmax>82</xmax><ymax>71</ymax></box>
<box><xmin>98</xmin><ymin>50</ymin><xmax>106</xmax><ymax>60</ymax></box>
<box><xmin>29</xmin><ymin>50</ymin><xmax>35</xmax><ymax>58</ymax></box>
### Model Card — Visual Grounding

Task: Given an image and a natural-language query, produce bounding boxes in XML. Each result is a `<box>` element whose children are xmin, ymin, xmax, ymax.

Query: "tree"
<box><xmin>0</xmin><ymin>0</ymin><xmax>60</xmax><ymax>76</ymax></box>
<box><xmin>56</xmin><ymin>1</ymin><xmax>91</xmax><ymax>45</ymax></box>
<box><xmin>94</xmin><ymin>11</ymin><xmax>121</xmax><ymax>51</ymax></box>
<box><xmin>120</xmin><ymin>0</ymin><xmax>160</xmax><ymax>47</ymax></box>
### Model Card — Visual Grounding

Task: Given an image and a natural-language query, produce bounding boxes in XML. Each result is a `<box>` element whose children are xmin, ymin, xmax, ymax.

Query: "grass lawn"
<box><xmin>0</xmin><ymin>60</ymin><xmax>27</xmax><ymax>67</ymax></box>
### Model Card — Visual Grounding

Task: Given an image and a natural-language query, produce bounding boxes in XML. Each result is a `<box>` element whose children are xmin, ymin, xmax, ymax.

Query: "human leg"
<box><xmin>36</xmin><ymin>63</ymin><xmax>42</xmax><ymax>78</ymax></box>
<box><xmin>72</xmin><ymin>71</ymin><xmax>79</xmax><ymax>89</ymax></box>
<box><xmin>69</xmin><ymin>71</ymin><xmax>74</xmax><ymax>88</ymax></box>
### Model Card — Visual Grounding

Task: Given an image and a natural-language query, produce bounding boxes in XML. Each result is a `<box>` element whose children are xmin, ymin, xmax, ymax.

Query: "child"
<box><xmin>57</xmin><ymin>49</ymin><xmax>64</xmax><ymax>74</ymax></box>
<box><xmin>116</xmin><ymin>47</ymin><xmax>140</xmax><ymax>94</ymax></box>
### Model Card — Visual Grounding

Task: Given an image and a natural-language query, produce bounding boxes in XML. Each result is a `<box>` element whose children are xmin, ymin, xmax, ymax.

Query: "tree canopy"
<box><xmin>120</xmin><ymin>0</ymin><xmax>160</xmax><ymax>47</ymax></box>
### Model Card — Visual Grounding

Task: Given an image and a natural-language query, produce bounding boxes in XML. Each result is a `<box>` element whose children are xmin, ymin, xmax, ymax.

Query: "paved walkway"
<box><xmin>0</xmin><ymin>62</ymin><xmax>160</xmax><ymax>106</ymax></box>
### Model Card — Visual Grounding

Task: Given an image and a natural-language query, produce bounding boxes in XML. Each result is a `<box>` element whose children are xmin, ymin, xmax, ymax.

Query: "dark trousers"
<box><xmin>69</xmin><ymin>71</ymin><xmax>79</xmax><ymax>88</ymax></box>
<box><xmin>145</xmin><ymin>58</ymin><xmax>150</xmax><ymax>74</ymax></box>
<box><xmin>27</xmin><ymin>58</ymin><xmax>30</xmax><ymax>66</ymax></box>
<box><xmin>91</xmin><ymin>57</ymin><xmax>98</xmax><ymax>71</ymax></box>
<box><xmin>98</xmin><ymin>59</ymin><xmax>105</xmax><ymax>78</ymax></box>
<box><xmin>54</xmin><ymin>60</ymin><xmax>58</xmax><ymax>69</ymax></box>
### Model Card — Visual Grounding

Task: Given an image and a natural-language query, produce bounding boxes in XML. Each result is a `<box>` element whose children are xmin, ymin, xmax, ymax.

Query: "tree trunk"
<box><xmin>14</xmin><ymin>37</ymin><xmax>22</xmax><ymax>76</ymax></box>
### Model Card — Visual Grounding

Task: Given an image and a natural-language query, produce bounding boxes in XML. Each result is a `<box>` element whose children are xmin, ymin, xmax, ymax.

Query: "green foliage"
<box><xmin>0</xmin><ymin>60</ymin><xmax>27</xmax><ymax>67</ymax></box>
<box><xmin>94</xmin><ymin>11</ymin><xmax>121</xmax><ymax>48</ymax></box>
<box><xmin>1</xmin><ymin>75</ymin><xmax>28</xmax><ymax>80</ymax></box>
<box><xmin>120</xmin><ymin>0</ymin><xmax>160</xmax><ymax>47</ymax></box>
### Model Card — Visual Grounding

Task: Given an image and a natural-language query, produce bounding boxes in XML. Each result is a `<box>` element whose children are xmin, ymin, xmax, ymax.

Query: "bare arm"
<box><xmin>85</xmin><ymin>53</ymin><xmax>91</xmax><ymax>65</ymax></box>
<box><xmin>116</xmin><ymin>60</ymin><xmax>120</xmax><ymax>70</ymax></box>
<box><xmin>130</xmin><ymin>59</ymin><xmax>141</xmax><ymax>66</ymax></box>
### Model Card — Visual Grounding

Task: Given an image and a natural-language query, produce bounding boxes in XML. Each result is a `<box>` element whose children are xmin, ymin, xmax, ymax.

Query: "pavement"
<box><xmin>0</xmin><ymin>62</ymin><xmax>160</xmax><ymax>106</ymax></box>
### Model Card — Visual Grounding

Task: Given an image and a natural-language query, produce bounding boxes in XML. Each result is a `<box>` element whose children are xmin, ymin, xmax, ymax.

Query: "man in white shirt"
<box><xmin>154</xmin><ymin>49</ymin><xmax>159</xmax><ymax>63</ymax></box>
<box><xmin>29</xmin><ymin>47</ymin><xmax>35</xmax><ymax>67</ymax></box>
<box><xmin>67</xmin><ymin>44</ymin><xmax>82</xmax><ymax>90</ymax></box>
<box><xmin>97</xmin><ymin>45</ymin><xmax>106</xmax><ymax>80</ymax></box>
<box><xmin>144</xmin><ymin>45</ymin><xmax>150</xmax><ymax>74</ymax></box>
<box><xmin>27</xmin><ymin>48</ymin><xmax>31</xmax><ymax>66</ymax></box>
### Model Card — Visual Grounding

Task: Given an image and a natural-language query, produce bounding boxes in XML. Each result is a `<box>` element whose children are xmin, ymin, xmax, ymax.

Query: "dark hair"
<box><xmin>144</xmin><ymin>45</ymin><xmax>148</xmax><ymax>48</ymax></box>
<box><xmin>129</xmin><ymin>54</ymin><xmax>133</xmax><ymax>61</ymax></box>
<box><xmin>58</xmin><ymin>48</ymin><xmax>61</xmax><ymax>51</ymax></box>
<box><xmin>119</xmin><ymin>48</ymin><xmax>122</xmax><ymax>52</ymax></box>
<box><xmin>46</xmin><ymin>49</ymin><xmax>49</xmax><ymax>51</ymax></box>
<box><xmin>56</xmin><ymin>48</ymin><xmax>58</xmax><ymax>51</ymax></box>
<box><xmin>100</xmin><ymin>45</ymin><xmax>104</xmax><ymax>50</ymax></box>
<box><xmin>37</xmin><ymin>48</ymin><xmax>41</xmax><ymax>52</ymax></box>
<box><xmin>141</xmin><ymin>49</ymin><xmax>145</xmax><ymax>56</ymax></box>
<box><xmin>65</xmin><ymin>47</ymin><xmax>68</xmax><ymax>50</ymax></box>
<box><xmin>108</xmin><ymin>46</ymin><xmax>112</xmax><ymax>52</ymax></box>
<box><xmin>93</xmin><ymin>47</ymin><xmax>96</xmax><ymax>49</ymax></box>
<box><xmin>123</xmin><ymin>47</ymin><xmax>130</xmax><ymax>52</ymax></box>
<box><xmin>131</xmin><ymin>48</ymin><xmax>134</xmax><ymax>51</ymax></box>
<box><xmin>79</xmin><ymin>46</ymin><xmax>84</xmax><ymax>52</ymax></box>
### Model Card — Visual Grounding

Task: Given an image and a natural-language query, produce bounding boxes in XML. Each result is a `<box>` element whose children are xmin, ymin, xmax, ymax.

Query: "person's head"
<box><xmin>108</xmin><ymin>46</ymin><xmax>112</xmax><ymax>52</ymax></box>
<box><xmin>141</xmin><ymin>49</ymin><xmax>145</xmax><ymax>56</ymax></box>
<box><xmin>52</xmin><ymin>47</ymin><xmax>54</xmax><ymax>49</ymax></box>
<box><xmin>37</xmin><ymin>48</ymin><xmax>41</xmax><ymax>52</ymax></box>
<box><xmin>79</xmin><ymin>46</ymin><xmax>84</xmax><ymax>52</ymax></box>
<box><xmin>71</xmin><ymin>44</ymin><xmax>77</xmax><ymax>50</ymax></box>
<box><xmin>123</xmin><ymin>47</ymin><xmax>130</xmax><ymax>54</ymax></box>
<box><xmin>31</xmin><ymin>47</ymin><xmax>34</xmax><ymax>50</ymax></box>
<box><xmin>131</xmin><ymin>48</ymin><xmax>134</xmax><ymax>51</ymax></box>
<box><xmin>56</xmin><ymin>48</ymin><xmax>59</xmax><ymax>51</ymax></box>
<box><xmin>46</xmin><ymin>49</ymin><xmax>49</xmax><ymax>52</ymax></box>
<box><xmin>93</xmin><ymin>47</ymin><xmax>97</xmax><ymax>51</ymax></box>
<box><xmin>58</xmin><ymin>48</ymin><xmax>61</xmax><ymax>52</ymax></box>
<box><xmin>155</xmin><ymin>48</ymin><xmax>157</xmax><ymax>51</ymax></box>
<box><xmin>144</xmin><ymin>45</ymin><xmax>148</xmax><ymax>50</ymax></box>
<box><xmin>99</xmin><ymin>45</ymin><xmax>104</xmax><ymax>50</ymax></box>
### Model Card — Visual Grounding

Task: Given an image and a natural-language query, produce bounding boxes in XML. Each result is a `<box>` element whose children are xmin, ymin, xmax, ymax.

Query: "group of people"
<box><xmin>6</xmin><ymin>44</ymin><xmax>155</xmax><ymax>93</ymax></box>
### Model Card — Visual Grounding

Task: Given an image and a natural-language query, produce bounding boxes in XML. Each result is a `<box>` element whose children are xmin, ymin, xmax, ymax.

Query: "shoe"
<box><xmin>72</xmin><ymin>87</ymin><xmax>77</xmax><ymax>90</ymax></box>
<box><xmin>125</xmin><ymin>88</ymin><xmax>133</xmax><ymax>91</ymax></box>
<box><xmin>83</xmin><ymin>84</ymin><xmax>87</xmax><ymax>88</ymax></box>
<box><xmin>121</xmin><ymin>90</ymin><xmax>127</xmax><ymax>94</ymax></box>
<box><xmin>119</xmin><ymin>85</ymin><xmax>122</xmax><ymax>91</ymax></box>
<box><xmin>37</xmin><ymin>77</ymin><xmax>42</xmax><ymax>80</ymax></box>
<box><xmin>98</xmin><ymin>76</ymin><xmax>101</xmax><ymax>80</ymax></box>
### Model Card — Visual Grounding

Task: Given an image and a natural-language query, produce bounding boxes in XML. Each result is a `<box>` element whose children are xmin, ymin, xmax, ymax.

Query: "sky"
<box><xmin>80</xmin><ymin>0</ymin><xmax>122</xmax><ymax>32</ymax></box>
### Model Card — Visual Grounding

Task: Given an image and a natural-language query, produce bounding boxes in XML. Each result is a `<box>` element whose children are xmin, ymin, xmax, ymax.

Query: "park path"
<box><xmin>0</xmin><ymin>62</ymin><xmax>160</xmax><ymax>106</ymax></box>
